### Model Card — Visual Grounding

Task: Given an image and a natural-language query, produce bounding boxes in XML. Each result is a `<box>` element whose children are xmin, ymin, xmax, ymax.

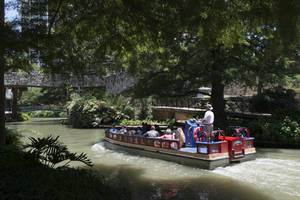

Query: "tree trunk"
<box><xmin>0</xmin><ymin>70</ymin><xmax>5</xmax><ymax>146</ymax></box>
<box><xmin>11</xmin><ymin>87</ymin><xmax>19</xmax><ymax>120</ymax></box>
<box><xmin>209</xmin><ymin>47</ymin><xmax>227</xmax><ymax>128</ymax></box>
<box><xmin>211</xmin><ymin>77</ymin><xmax>227</xmax><ymax>128</ymax></box>
<box><xmin>0</xmin><ymin>0</ymin><xmax>5</xmax><ymax>146</ymax></box>
<box><xmin>257</xmin><ymin>76</ymin><xmax>263</xmax><ymax>97</ymax></box>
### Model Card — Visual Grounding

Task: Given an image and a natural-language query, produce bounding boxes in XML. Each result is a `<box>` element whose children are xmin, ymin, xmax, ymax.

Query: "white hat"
<box><xmin>206</xmin><ymin>103</ymin><xmax>213</xmax><ymax>110</ymax></box>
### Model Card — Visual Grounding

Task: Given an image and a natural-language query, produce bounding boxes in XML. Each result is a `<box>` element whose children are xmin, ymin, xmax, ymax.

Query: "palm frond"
<box><xmin>24</xmin><ymin>135</ymin><xmax>93</xmax><ymax>169</ymax></box>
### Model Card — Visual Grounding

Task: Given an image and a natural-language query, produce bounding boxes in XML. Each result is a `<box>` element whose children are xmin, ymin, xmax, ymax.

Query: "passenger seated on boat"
<box><xmin>130</xmin><ymin>130</ymin><xmax>138</xmax><ymax>135</ymax></box>
<box><xmin>136</xmin><ymin>127</ymin><xmax>143</xmax><ymax>135</ymax></box>
<box><xmin>155</xmin><ymin>125</ymin><xmax>162</xmax><ymax>136</ymax></box>
<box><xmin>159</xmin><ymin>128</ymin><xmax>174</xmax><ymax>139</ymax></box>
<box><xmin>118</xmin><ymin>126</ymin><xmax>127</xmax><ymax>134</ymax></box>
<box><xmin>124</xmin><ymin>127</ymin><xmax>133</xmax><ymax>135</ymax></box>
<box><xmin>110</xmin><ymin>125</ymin><xmax>118</xmax><ymax>134</ymax></box>
<box><xmin>144</xmin><ymin>126</ymin><xmax>159</xmax><ymax>137</ymax></box>
<box><xmin>174</xmin><ymin>128</ymin><xmax>186</xmax><ymax>148</ymax></box>
<box><xmin>141</xmin><ymin>123</ymin><xmax>151</xmax><ymax>135</ymax></box>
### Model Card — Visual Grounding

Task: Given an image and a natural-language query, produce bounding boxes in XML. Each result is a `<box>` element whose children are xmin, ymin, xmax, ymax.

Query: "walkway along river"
<box><xmin>8</xmin><ymin>118</ymin><xmax>300</xmax><ymax>200</ymax></box>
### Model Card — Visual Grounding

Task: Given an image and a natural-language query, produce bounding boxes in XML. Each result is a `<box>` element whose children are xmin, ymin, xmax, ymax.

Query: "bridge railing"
<box><xmin>19</xmin><ymin>106</ymin><xmax>66</xmax><ymax>112</ymax></box>
<box><xmin>152</xmin><ymin>97</ymin><xmax>253</xmax><ymax>113</ymax></box>
<box><xmin>152</xmin><ymin>97</ymin><xmax>209</xmax><ymax>109</ymax></box>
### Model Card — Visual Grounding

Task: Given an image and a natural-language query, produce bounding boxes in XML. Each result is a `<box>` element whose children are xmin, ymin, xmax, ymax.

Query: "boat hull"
<box><xmin>103</xmin><ymin>137</ymin><xmax>230</xmax><ymax>170</ymax></box>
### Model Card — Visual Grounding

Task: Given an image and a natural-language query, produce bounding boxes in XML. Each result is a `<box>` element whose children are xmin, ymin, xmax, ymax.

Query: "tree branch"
<box><xmin>48</xmin><ymin>0</ymin><xmax>64</xmax><ymax>35</ymax></box>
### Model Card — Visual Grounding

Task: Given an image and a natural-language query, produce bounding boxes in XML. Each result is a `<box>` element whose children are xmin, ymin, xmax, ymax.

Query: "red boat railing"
<box><xmin>105</xmin><ymin>131</ymin><xmax>181</xmax><ymax>150</ymax></box>
<box><xmin>106</xmin><ymin>131</ymin><xmax>232</xmax><ymax>154</ymax></box>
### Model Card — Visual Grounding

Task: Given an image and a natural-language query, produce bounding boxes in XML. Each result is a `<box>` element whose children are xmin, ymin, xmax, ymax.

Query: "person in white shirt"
<box><xmin>199</xmin><ymin>103</ymin><xmax>214</xmax><ymax>137</ymax></box>
<box><xmin>144</xmin><ymin>126</ymin><xmax>159</xmax><ymax>137</ymax></box>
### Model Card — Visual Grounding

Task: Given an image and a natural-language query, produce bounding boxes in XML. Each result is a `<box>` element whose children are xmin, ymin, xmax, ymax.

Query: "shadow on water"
<box><xmin>8</xmin><ymin>118</ymin><xmax>63</xmax><ymax>126</ymax></box>
<box><xmin>92</xmin><ymin>163</ymin><xmax>272</xmax><ymax>200</ymax></box>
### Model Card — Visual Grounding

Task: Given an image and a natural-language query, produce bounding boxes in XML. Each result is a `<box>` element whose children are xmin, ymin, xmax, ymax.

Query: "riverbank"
<box><xmin>0</xmin><ymin>145</ymin><xmax>130</xmax><ymax>200</ymax></box>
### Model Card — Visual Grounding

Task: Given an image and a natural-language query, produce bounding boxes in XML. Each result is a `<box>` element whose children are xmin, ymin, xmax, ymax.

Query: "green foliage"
<box><xmin>27</xmin><ymin>110</ymin><xmax>63</xmax><ymax>118</ymax></box>
<box><xmin>20</xmin><ymin>87</ymin><xmax>68</xmax><ymax>106</ymax></box>
<box><xmin>5</xmin><ymin>128</ymin><xmax>23</xmax><ymax>147</ymax></box>
<box><xmin>5</xmin><ymin>112</ymin><xmax>30</xmax><ymax>122</ymax></box>
<box><xmin>138</xmin><ymin>98</ymin><xmax>153</xmax><ymax>120</ymax></box>
<box><xmin>24</xmin><ymin>135</ymin><xmax>92</xmax><ymax>169</ymax></box>
<box><xmin>58</xmin><ymin>112</ymin><xmax>68</xmax><ymax>118</ymax></box>
<box><xmin>66</xmin><ymin>95</ymin><xmax>131</xmax><ymax>128</ymax></box>
<box><xmin>119</xmin><ymin>118</ymin><xmax>175</xmax><ymax>126</ymax></box>
<box><xmin>280</xmin><ymin>116</ymin><xmax>300</xmax><ymax>138</ymax></box>
<box><xmin>247</xmin><ymin>105</ymin><xmax>300</xmax><ymax>145</ymax></box>
<box><xmin>105</xmin><ymin>94</ymin><xmax>135</xmax><ymax>119</ymax></box>
<box><xmin>82</xmin><ymin>88</ymin><xmax>107</xmax><ymax>99</ymax></box>
<box><xmin>31</xmin><ymin>0</ymin><xmax>299</xmax><ymax>127</ymax></box>
<box><xmin>20</xmin><ymin>112</ymin><xmax>30</xmax><ymax>121</ymax></box>
<box><xmin>0</xmin><ymin>147</ymin><xmax>130</xmax><ymax>200</ymax></box>
<box><xmin>19</xmin><ymin>88</ymin><xmax>43</xmax><ymax>106</ymax></box>
<box><xmin>249</xmin><ymin>86</ymin><xmax>296</xmax><ymax>113</ymax></box>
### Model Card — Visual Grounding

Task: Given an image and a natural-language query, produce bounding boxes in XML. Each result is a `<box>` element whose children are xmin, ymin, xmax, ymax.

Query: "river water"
<box><xmin>8</xmin><ymin>118</ymin><xmax>300</xmax><ymax>200</ymax></box>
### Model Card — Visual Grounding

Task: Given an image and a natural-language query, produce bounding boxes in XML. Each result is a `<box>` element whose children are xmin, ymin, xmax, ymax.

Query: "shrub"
<box><xmin>104</xmin><ymin>94</ymin><xmax>135</xmax><ymax>119</ymax></box>
<box><xmin>19</xmin><ymin>87</ymin><xmax>69</xmax><ymax>106</ymax></box>
<box><xmin>59</xmin><ymin>112</ymin><xmax>68</xmax><ymax>118</ymax></box>
<box><xmin>5</xmin><ymin>128</ymin><xmax>23</xmax><ymax>147</ymax></box>
<box><xmin>248</xmin><ymin>111</ymin><xmax>300</xmax><ymax>145</ymax></box>
<box><xmin>280</xmin><ymin>116</ymin><xmax>300</xmax><ymax>138</ymax></box>
<box><xmin>138</xmin><ymin>98</ymin><xmax>153</xmax><ymax>120</ymax></box>
<box><xmin>20</xmin><ymin>112</ymin><xmax>30</xmax><ymax>121</ymax></box>
<box><xmin>66</xmin><ymin>95</ymin><xmax>130</xmax><ymax>128</ymax></box>
<box><xmin>26</xmin><ymin>110</ymin><xmax>61</xmax><ymax>118</ymax></box>
<box><xmin>249</xmin><ymin>86</ymin><xmax>296</xmax><ymax>113</ymax></box>
<box><xmin>6</xmin><ymin>112</ymin><xmax>30</xmax><ymax>122</ymax></box>
<box><xmin>19</xmin><ymin>88</ymin><xmax>43</xmax><ymax>106</ymax></box>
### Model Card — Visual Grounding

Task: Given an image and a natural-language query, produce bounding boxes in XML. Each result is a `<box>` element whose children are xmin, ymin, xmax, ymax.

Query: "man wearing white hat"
<box><xmin>200</xmin><ymin>103</ymin><xmax>214</xmax><ymax>138</ymax></box>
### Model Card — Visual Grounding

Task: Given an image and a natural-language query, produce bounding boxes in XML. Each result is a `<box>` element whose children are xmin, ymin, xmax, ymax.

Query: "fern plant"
<box><xmin>24</xmin><ymin>136</ymin><xmax>92</xmax><ymax>169</ymax></box>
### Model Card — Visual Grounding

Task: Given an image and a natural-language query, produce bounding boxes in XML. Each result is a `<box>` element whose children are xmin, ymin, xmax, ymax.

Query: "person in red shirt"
<box><xmin>159</xmin><ymin>128</ymin><xmax>174</xmax><ymax>139</ymax></box>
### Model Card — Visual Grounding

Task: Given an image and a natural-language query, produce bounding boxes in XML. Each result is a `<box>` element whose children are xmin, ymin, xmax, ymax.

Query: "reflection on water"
<box><xmin>8</xmin><ymin>118</ymin><xmax>300</xmax><ymax>200</ymax></box>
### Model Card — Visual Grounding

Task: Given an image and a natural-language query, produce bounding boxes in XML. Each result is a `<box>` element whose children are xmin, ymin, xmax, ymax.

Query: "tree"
<box><xmin>0</xmin><ymin>0</ymin><xmax>4</xmax><ymax>145</ymax></box>
<box><xmin>0</xmin><ymin>0</ymin><xmax>33</xmax><ymax>145</ymax></box>
<box><xmin>121</xmin><ymin>0</ymin><xmax>300</xmax><ymax>126</ymax></box>
<box><xmin>19</xmin><ymin>0</ymin><xmax>299</xmax><ymax>128</ymax></box>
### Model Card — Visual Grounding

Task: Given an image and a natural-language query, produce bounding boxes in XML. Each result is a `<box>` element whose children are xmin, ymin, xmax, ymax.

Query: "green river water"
<box><xmin>7</xmin><ymin>118</ymin><xmax>300</xmax><ymax>200</ymax></box>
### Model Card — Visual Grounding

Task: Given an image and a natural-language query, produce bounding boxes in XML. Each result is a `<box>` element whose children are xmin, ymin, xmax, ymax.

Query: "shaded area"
<box><xmin>92</xmin><ymin>163</ymin><xmax>272</xmax><ymax>200</ymax></box>
<box><xmin>0</xmin><ymin>146</ymin><xmax>130</xmax><ymax>200</ymax></box>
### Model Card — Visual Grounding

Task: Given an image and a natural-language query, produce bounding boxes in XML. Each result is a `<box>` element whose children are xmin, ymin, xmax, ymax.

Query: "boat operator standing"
<box><xmin>198</xmin><ymin>103</ymin><xmax>214</xmax><ymax>137</ymax></box>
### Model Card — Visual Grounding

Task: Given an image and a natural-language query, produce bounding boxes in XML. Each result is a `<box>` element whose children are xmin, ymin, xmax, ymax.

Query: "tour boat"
<box><xmin>103</xmin><ymin>120</ymin><xmax>256</xmax><ymax>169</ymax></box>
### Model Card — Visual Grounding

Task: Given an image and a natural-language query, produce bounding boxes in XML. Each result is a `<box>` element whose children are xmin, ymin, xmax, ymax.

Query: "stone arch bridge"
<box><xmin>4</xmin><ymin>71</ymin><xmax>136</xmax><ymax>94</ymax></box>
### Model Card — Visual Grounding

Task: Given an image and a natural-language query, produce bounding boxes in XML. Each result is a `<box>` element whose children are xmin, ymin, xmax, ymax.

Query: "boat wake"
<box><xmin>90</xmin><ymin>142</ymin><xmax>208</xmax><ymax>179</ymax></box>
<box><xmin>212</xmin><ymin>158</ymin><xmax>300</xmax><ymax>200</ymax></box>
<box><xmin>91</xmin><ymin>142</ymin><xmax>111</xmax><ymax>155</ymax></box>
<box><xmin>91</xmin><ymin>142</ymin><xmax>149</xmax><ymax>162</ymax></box>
